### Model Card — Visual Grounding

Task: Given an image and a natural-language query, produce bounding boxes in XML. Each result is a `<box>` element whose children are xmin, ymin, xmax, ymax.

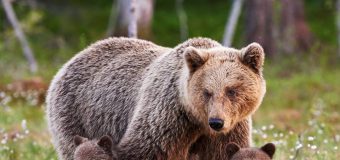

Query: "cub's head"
<box><xmin>74</xmin><ymin>135</ymin><xmax>117</xmax><ymax>160</ymax></box>
<box><xmin>181</xmin><ymin>43</ymin><xmax>266</xmax><ymax>134</ymax></box>
<box><xmin>226</xmin><ymin>142</ymin><xmax>276</xmax><ymax>160</ymax></box>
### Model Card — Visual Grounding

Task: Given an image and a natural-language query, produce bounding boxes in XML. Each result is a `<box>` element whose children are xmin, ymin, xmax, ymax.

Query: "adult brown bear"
<box><xmin>46</xmin><ymin>37</ymin><xmax>266</xmax><ymax>160</ymax></box>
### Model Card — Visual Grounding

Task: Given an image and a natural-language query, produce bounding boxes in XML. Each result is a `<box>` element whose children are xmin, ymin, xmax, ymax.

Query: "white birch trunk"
<box><xmin>2</xmin><ymin>0</ymin><xmax>38</xmax><ymax>73</ymax></box>
<box><xmin>128</xmin><ymin>0</ymin><xmax>138</xmax><ymax>38</ymax></box>
<box><xmin>176</xmin><ymin>0</ymin><xmax>188</xmax><ymax>41</ymax></box>
<box><xmin>337</xmin><ymin>0</ymin><xmax>340</xmax><ymax>56</ymax></box>
<box><xmin>222</xmin><ymin>0</ymin><xmax>244</xmax><ymax>47</ymax></box>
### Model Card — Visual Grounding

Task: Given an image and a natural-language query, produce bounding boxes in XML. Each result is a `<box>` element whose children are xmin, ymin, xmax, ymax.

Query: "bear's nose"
<box><xmin>209</xmin><ymin>118</ymin><xmax>224</xmax><ymax>131</ymax></box>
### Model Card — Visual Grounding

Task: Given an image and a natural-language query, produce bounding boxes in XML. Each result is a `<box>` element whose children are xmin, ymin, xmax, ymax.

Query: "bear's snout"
<box><xmin>208</xmin><ymin>118</ymin><xmax>224</xmax><ymax>131</ymax></box>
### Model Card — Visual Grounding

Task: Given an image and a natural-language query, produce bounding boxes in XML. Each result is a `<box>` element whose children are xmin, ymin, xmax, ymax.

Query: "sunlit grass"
<box><xmin>0</xmin><ymin>54</ymin><xmax>339</xmax><ymax>160</ymax></box>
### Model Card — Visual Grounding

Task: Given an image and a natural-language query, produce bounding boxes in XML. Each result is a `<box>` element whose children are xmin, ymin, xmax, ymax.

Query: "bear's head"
<box><xmin>73</xmin><ymin>135</ymin><xmax>117</xmax><ymax>160</ymax></box>
<box><xmin>181</xmin><ymin>43</ymin><xmax>266</xmax><ymax>134</ymax></box>
<box><xmin>226</xmin><ymin>142</ymin><xmax>276</xmax><ymax>160</ymax></box>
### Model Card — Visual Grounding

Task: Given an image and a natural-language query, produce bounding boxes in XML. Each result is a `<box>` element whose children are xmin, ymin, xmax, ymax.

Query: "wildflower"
<box><xmin>311</xmin><ymin>145</ymin><xmax>317</xmax><ymax>150</ymax></box>
<box><xmin>307</xmin><ymin>136</ymin><xmax>314</xmax><ymax>141</ymax></box>
<box><xmin>295</xmin><ymin>143</ymin><xmax>303</xmax><ymax>150</ymax></box>
<box><xmin>273</xmin><ymin>133</ymin><xmax>278</xmax><ymax>138</ymax></box>
<box><xmin>279</xmin><ymin>133</ymin><xmax>284</xmax><ymax>137</ymax></box>
<box><xmin>289</xmin><ymin>131</ymin><xmax>294</xmax><ymax>135</ymax></box>
<box><xmin>323</xmin><ymin>139</ymin><xmax>328</xmax><ymax>144</ymax></box>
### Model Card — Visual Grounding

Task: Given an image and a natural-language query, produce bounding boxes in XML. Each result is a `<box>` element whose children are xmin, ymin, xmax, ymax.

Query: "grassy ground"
<box><xmin>0</xmin><ymin>0</ymin><xmax>339</xmax><ymax>159</ymax></box>
<box><xmin>0</xmin><ymin>53</ymin><xmax>339</xmax><ymax>160</ymax></box>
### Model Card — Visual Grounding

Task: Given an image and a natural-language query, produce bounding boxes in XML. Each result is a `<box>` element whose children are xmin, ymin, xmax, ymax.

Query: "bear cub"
<box><xmin>226</xmin><ymin>142</ymin><xmax>276</xmax><ymax>160</ymax></box>
<box><xmin>74</xmin><ymin>135</ymin><xmax>117</xmax><ymax>160</ymax></box>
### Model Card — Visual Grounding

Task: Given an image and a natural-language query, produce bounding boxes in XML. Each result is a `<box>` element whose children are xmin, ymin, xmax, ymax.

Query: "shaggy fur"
<box><xmin>74</xmin><ymin>135</ymin><xmax>117</xmax><ymax>160</ymax></box>
<box><xmin>46</xmin><ymin>37</ymin><xmax>266</xmax><ymax>160</ymax></box>
<box><xmin>226</xmin><ymin>142</ymin><xmax>276</xmax><ymax>160</ymax></box>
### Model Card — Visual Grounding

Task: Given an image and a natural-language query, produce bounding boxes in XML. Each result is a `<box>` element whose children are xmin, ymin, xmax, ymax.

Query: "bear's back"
<box><xmin>47</xmin><ymin>37</ymin><xmax>171</xmax><ymax>145</ymax></box>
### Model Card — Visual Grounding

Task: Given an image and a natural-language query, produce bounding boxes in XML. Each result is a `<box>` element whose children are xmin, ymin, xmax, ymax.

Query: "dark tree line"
<box><xmin>245</xmin><ymin>0</ymin><xmax>313</xmax><ymax>57</ymax></box>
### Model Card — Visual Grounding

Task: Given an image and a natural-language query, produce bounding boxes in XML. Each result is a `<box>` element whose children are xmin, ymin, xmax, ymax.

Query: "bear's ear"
<box><xmin>261</xmin><ymin>143</ymin><xmax>276</xmax><ymax>159</ymax></box>
<box><xmin>184</xmin><ymin>46</ymin><xmax>208</xmax><ymax>74</ymax></box>
<box><xmin>226</xmin><ymin>142</ymin><xmax>240</xmax><ymax>159</ymax></box>
<box><xmin>74</xmin><ymin>135</ymin><xmax>88</xmax><ymax>146</ymax></box>
<box><xmin>97</xmin><ymin>135</ymin><xmax>113</xmax><ymax>153</ymax></box>
<box><xmin>239</xmin><ymin>43</ymin><xmax>265</xmax><ymax>74</ymax></box>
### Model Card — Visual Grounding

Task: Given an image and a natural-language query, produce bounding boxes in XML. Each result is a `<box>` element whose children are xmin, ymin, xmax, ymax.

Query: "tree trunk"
<box><xmin>222</xmin><ymin>0</ymin><xmax>244</xmax><ymax>47</ymax></box>
<box><xmin>176</xmin><ymin>0</ymin><xmax>188</xmax><ymax>41</ymax></box>
<box><xmin>337</xmin><ymin>0</ymin><xmax>340</xmax><ymax>57</ymax></box>
<box><xmin>280</xmin><ymin>0</ymin><xmax>313</xmax><ymax>53</ymax></box>
<box><xmin>112</xmin><ymin>0</ymin><xmax>153</xmax><ymax>39</ymax></box>
<box><xmin>245</xmin><ymin>0</ymin><xmax>275</xmax><ymax>56</ymax></box>
<box><xmin>128</xmin><ymin>0</ymin><xmax>138</xmax><ymax>38</ymax></box>
<box><xmin>2</xmin><ymin>0</ymin><xmax>38</xmax><ymax>73</ymax></box>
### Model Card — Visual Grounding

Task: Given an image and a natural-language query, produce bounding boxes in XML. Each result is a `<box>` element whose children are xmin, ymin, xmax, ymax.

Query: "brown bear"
<box><xmin>226</xmin><ymin>142</ymin><xmax>276</xmax><ymax>160</ymax></box>
<box><xmin>73</xmin><ymin>135</ymin><xmax>117</xmax><ymax>160</ymax></box>
<box><xmin>46</xmin><ymin>37</ymin><xmax>266</xmax><ymax>160</ymax></box>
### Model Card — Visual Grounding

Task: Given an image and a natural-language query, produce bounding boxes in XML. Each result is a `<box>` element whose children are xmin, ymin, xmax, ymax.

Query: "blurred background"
<box><xmin>0</xmin><ymin>0</ymin><xmax>339</xmax><ymax>159</ymax></box>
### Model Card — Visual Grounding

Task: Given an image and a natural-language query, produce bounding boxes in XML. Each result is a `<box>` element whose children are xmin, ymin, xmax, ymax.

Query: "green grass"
<box><xmin>0</xmin><ymin>0</ymin><xmax>339</xmax><ymax>159</ymax></box>
<box><xmin>0</xmin><ymin>54</ymin><xmax>339</xmax><ymax>160</ymax></box>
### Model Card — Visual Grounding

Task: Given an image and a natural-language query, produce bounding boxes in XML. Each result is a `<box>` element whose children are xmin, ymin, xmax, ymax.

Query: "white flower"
<box><xmin>289</xmin><ymin>131</ymin><xmax>294</xmax><ymax>135</ymax></box>
<box><xmin>273</xmin><ymin>133</ymin><xmax>278</xmax><ymax>138</ymax></box>
<box><xmin>307</xmin><ymin>136</ymin><xmax>314</xmax><ymax>141</ymax></box>
<box><xmin>323</xmin><ymin>139</ymin><xmax>328</xmax><ymax>144</ymax></box>
<box><xmin>21</xmin><ymin>119</ymin><xmax>27</xmax><ymax>130</ymax></box>
<box><xmin>311</xmin><ymin>145</ymin><xmax>317</xmax><ymax>150</ymax></box>
<box><xmin>1</xmin><ymin>139</ymin><xmax>6</xmax><ymax>144</ymax></box>
<box><xmin>279</xmin><ymin>133</ymin><xmax>284</xmax><ymax>137</ymax></box>
<box><xmin>295</xmin><ymin>143</ymin><xmax>303</xmax><ymax>150</ymax></box>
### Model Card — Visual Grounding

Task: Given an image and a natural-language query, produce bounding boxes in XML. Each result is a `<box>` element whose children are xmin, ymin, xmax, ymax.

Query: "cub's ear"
<box><xmin>261</xmin><ymin>143</ymin><xmax>276</xmax><ymax>159</ymax></box>
<box><xmin>74</xmin><ymin>135</ymin><xmax>88</xmax><ymax>146</ymax></box>
<box><xmin>184</xmin><ymin>46</ymin><xmax>207</xmax><ymax>74</ymax></box>
<box><xmin>240</xmin><ymin>43</ymin><xmax>265</xmax><ymax>74</ymax></box>
<box><xmin>226</xmin><ymin>142</ymin><xmax>240</xmax><ymax>159</ymax></box>
<box><xmin>97</xmin><ymin>135</ymin><xmax>113</xmax><ymax>153</ymax></box>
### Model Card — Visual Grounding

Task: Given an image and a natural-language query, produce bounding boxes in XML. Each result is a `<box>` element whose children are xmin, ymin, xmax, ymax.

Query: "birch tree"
<box><xmin>111</xmin><ymin>0</ymin><xmax>153</xmax><ymax>39</ymax></box>
<box><xmin>222</xmin><ymin>0</ymin><xmax>244</xmax><ymax>47</ymax></box>
<box><xmin>337</xmin><ymin>0</ymin><xmax>340</xmax><ymax>56</ymax></box>
<box><xmin>128</xmin><ymin>0</ymin><xmax>138</xmax><ymax>38</ymax></box>
<box><xmin>2</xmin><ymin>0</ymin><xmax>38</xmax><ymax>73</ymax></box>
<box><xmin>176</xmin><ymin>0</ymin><xmax>188</xmax><ymax>41</ymax></box>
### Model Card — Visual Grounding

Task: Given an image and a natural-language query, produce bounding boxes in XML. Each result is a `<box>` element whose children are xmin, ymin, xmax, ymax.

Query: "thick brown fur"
<box><xmin>226</xmin><ymin>142</ymin><xmax>276</xmax><ymax>160</ymax></box>
<box><xmin>74</xmin><ymin>135</ymin><xmax>117</xmax><ymax>160</ymax></box>
<box><xmin>46</xmin><ymin>37</ymin><xmax>266</xmax><ymax>160</ymax></box>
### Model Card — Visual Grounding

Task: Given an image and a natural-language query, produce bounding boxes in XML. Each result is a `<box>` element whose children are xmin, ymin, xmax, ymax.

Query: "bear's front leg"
<box><xmin>117</xmin><ymin>105</ymin><xmax>202</xmax><ymax>160</ymax></box>
<box><xmin>189</xmin><ymin>118</ymin><xmax>251</xmax><ymax>160</ymax></box>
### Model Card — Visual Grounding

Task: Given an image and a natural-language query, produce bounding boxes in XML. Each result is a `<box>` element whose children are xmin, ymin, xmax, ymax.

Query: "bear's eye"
<box><xmin>203</xmin><ymin>89</ymin><xmax>212</xmax><ymax>100</ymax></box>
<box><xmin>226</xmin><ymin>89</ymin><xmax>237</xmax><ymax>98</ymax></box>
